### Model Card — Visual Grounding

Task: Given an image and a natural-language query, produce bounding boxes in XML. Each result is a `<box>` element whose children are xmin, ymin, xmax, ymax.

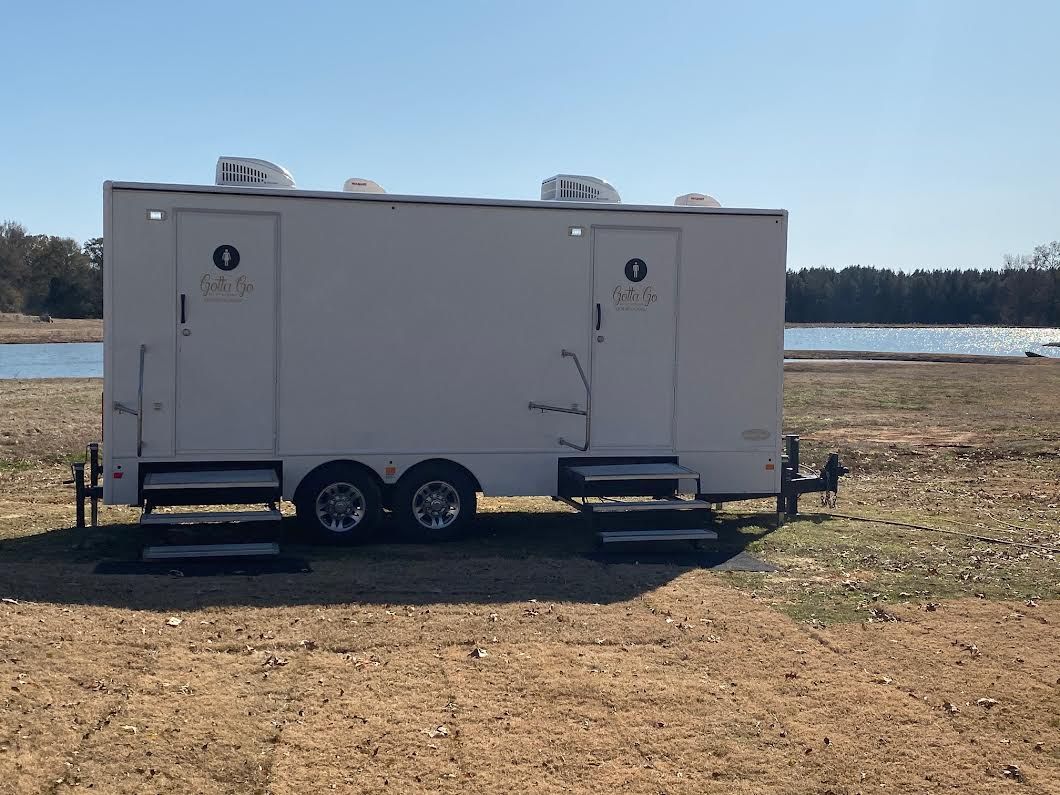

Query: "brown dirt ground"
<box><xmin>0</xmin><ymin>314</ymin><xmax>102</xmax><ymax>344</ymax></box>
<box><xmin>1</xmin><ymin>363</ymin><xmax>1059</xmax><ymax>794</ymax></box>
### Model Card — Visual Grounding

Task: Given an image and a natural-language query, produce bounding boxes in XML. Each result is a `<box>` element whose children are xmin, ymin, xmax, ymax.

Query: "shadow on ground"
<box><xmin>0</xmin><ymin>508</ymin><xmax>779</xmax><ymax>610</ymax></box>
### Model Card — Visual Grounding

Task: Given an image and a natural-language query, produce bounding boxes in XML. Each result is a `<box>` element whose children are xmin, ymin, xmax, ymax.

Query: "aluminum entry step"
<box><xmin>143</xmin><ymin>469</ymin><xmax>280</xmax><ymax>491</ymax></box>
<box><xmin>140</xmin><ymin>509</ymin><xmax>282</xmax><ymax>526</ymax></box>
<box><xmin>599</xmin><ymin>528</ymin><xmax>719</xmax><ymax>544</ymax></box>
<box><xmin>586</xmin><ymin>498</ymin><xmax>711</xmax><ymax>513</ymax></box>
<box><xmin>563</xmin><ymin>463</ymin><xmax>700</xmax><ymax>482</ymax></box>
<box><xmin>142</xmin><ymin>543</ymin><xmax>280</xmax><ymax>561</ymax></box>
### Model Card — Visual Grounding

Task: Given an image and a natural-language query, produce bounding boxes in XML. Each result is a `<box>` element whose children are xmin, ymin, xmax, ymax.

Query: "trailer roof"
<box><xmin>107</xmin><ymin>181</ymin><xmax>786</xmax><ymax>218</ymax></box>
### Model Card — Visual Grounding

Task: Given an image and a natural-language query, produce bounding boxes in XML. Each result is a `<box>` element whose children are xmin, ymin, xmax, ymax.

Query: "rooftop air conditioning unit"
<box><xmin>540</xmin><ymin>174</ymin><xmax>621</xmax><ymax>203</ymax></box>
<box><xmin>342</xmin><ymin>177</ymin><xmax>386</xmax><ymax>194</ymax></box>
<box><xmin>215</xmin><ymin>157</ymin><xmax>295</xmax><ymax>188</ymax></box>
<box><xmin>674</xmin><ymin>192</ymin><xmax>721</xmax><ymax>208</ymax></box>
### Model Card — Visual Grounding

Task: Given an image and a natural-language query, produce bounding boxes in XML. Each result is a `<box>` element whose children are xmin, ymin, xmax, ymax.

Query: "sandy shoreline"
<box><xmin>0</xmin><ymin>315</ymin><xmax>102</xmax><ymax>344</ymax></box>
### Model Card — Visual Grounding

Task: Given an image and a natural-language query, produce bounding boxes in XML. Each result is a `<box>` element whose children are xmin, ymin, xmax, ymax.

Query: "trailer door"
<box><xmin>590</xmin><ymin>228</ymin><xmax>678</xmax><ymax>449</ymax></box>
<box><xmin>175</xmin><ymin>211</ymin><xmax>277</xmax><ymax>453</ymax></box>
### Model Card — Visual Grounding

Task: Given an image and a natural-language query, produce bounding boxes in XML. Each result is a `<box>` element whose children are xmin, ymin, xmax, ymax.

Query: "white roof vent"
<box><xmin>342</xmin><ymin>177</ymin><xmax>386</xmax><ymax>194</ymax></box>
<box><xmin>675</xmin><ymin>192</ymin><xmax>721</xmax><ymax>208</ymax></box>
<box><xmin>541</xmin><ymin>174</ymin><xmax>621</xmax><ymax>203</ymax></box>
<box><xmin>215</xmin><ymin>157</ymin><xmax>295</xmax><ymax>188</ymax></box>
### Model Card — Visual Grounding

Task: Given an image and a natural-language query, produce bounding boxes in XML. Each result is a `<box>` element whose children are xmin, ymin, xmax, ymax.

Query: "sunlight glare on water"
<box><xmin>783</xmin><ymin>326</ymin><xmax>1060</xmax><ymax>358</ymax></box>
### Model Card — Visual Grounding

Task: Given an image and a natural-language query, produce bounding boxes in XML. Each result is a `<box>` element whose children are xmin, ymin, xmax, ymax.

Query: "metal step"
<box><xmin>585</xmin><ymin>498</ymin><xmax>712</xmax><ymax>513</ymax></box>
<box><xmin>140</xmin><ymin>508</ymin><xmax>282</xmax><ymax>526</ymax></box>
<box><xmin>143</xmin><ymin>469</ymin><xmax>280</xmax><ymax>491</ymax></box>
<box><xmin>599</xmin><ymin>528</ymin><xmax>719</xmax><ymax>544</ymax></box>
<box><xmin>563</xmin><ymin>463</ymin><xmax>700</xmax><ymax>482</ymax></box>
<box><xmin>142</xmin><ymin>542</ymin><xmax>280</xmax><ymax>561</ymax></box>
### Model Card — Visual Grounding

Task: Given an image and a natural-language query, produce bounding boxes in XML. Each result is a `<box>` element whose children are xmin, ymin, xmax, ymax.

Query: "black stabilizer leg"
<box><xmin>88</xmin><ymin>443</ymin><xmax>100</xmax><ymax>528</ymax></box>
<box><xmin>784</xmin><ymin>435</ymin><xmax>800</xmax><ymax>516</ymax></box>
<box><xmin>73</xmin><ymin>462</ymin><xmax>86</xmax><ymax>530</ymax></box>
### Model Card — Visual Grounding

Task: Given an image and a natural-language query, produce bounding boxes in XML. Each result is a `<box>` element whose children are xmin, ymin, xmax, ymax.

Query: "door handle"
<box><xmin>595</xmin><ymin>303</ymin><xmax>601</xmax><ymax>331</ymax></box>
<box><xmin>179</xmin><ymin>294</ymin><xmax>186</xmax><ymax>324</ymax></box>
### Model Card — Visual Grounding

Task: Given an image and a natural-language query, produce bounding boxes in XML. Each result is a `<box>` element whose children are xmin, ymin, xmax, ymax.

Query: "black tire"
<box><xmin>393</xmin><ymin>463</ymin><xmax>477</xmax><ymax>542</ymax></box>
<box><xmin>294</xmin><ymin>463</ymin><xmax>382</xmax><ymax>544</ymax></box>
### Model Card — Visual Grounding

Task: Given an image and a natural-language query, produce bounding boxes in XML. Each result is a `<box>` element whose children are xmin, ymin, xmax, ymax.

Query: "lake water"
<box><xmin>0</xmin><ymin>343</ymin><xmax>104</xmax><ymax>378</ymax></box>
<box><xmin>1</xmin><ymin>326</ymin><xmax>1058</xmax><ymax>378</ymax></box>
<box><xmin>785</xmin><ymin>326</ymin><xmax>1060</xmax><ymax>358</ymax></box>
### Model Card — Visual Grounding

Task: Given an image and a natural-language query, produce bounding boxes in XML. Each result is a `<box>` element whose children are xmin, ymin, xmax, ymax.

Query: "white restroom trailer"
<box><xmin>99</xmin><ymin>170</ymin><xmax>804</xmax><ymax>546</ymax></box>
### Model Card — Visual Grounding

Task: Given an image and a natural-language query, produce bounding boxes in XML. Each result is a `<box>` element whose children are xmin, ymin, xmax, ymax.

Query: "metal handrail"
<box><xmin>528</xmin><ymin>348</ymin><xmax>591</xmax><ymax>451</ymax></box>
<box><xmin>112</xmin><ymin>344</ymin><xmax>146</xmax><ymax>456</ymax></box>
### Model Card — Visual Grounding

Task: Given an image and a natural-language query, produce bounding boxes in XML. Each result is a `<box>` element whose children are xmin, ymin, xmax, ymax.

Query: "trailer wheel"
<box><xmin>394</xmin><ymin>463</ymin><xmax>476</xmax><ymax>542</ymax></box>
<box><xmin>295</xmin><ymin>464</ymin><xmax>382</xmax><ymax>544</ymax></box>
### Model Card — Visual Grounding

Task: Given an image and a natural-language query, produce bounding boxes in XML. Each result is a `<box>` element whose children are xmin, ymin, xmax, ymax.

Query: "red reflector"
<box><xmin>765</xmin><ymin>463</ymin><xmax>775</xmax><ymax>471</ymax></box>
<box><xmin>112</xmin><ymin>471</ymin><xmax>123</xmax><ymax>479</ymax></box>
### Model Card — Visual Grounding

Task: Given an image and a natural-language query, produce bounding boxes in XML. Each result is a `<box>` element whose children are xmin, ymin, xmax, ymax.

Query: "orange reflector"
<box><xmin>384</xmin><ymin>466</ymin><xmax>397</xmax><ymax>476</ymax></box>
<box><xmin>765</xmin><ymin>463</ymin><xmax>775</xmax><ymax>470</ymax></box>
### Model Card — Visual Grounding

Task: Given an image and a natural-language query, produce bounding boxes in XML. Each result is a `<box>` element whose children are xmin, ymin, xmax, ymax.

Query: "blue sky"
<box><xmin>1</xmin><ymin>1</ymin><xmax>1057</xmax><ymax>270</ymax></box>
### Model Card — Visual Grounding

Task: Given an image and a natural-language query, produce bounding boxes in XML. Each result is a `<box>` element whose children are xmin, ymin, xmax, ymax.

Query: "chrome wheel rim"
<box><xmin>315</xmin><ymin>482</ymin><xmax>366</xmax><ymax>533</ymax></box>
<box><xmin>412</xmin><ymin>480</ymin><xmax>461</xmax><ymax>530</ymax></box>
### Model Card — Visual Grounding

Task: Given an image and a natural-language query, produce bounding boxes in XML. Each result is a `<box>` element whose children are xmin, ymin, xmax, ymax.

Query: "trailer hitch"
<box><xmin>779</xmin><ymin>435</ymin><xmax>849</xmax><ymax>517</ymax></box>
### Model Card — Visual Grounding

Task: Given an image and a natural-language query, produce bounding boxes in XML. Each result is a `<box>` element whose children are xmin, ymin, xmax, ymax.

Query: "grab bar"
<box><xmin>528</xmin><ymin>349</ymin><xmax>591</xmax><ymax>451</ymax></box>
<box><xmin>136</xmin><ymin>344</ymin><xmax>145</xmax><ymax>456</ymax></box>
<box><xmin>112</xmin><ymin>344</ymin><xmax>146</xmax><ymax>456</ymax></box>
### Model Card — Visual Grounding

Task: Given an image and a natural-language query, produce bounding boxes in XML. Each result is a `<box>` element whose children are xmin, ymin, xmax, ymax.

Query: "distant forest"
<box><xmin>0</xmin><ymin>222</ymin><xmax>102</xmax><ymax>318</ymax></box>
<box><xmin>1</xmin><ymin>220</ymin><xmax>1058</xmax><ymax>325</ymax></box>
<box><xmin>787</xmin><ymin>241</ymin><xmax>1060</xmax><ymax>326</ymax></box>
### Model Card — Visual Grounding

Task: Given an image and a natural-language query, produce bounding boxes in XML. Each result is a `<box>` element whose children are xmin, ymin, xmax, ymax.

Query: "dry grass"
<box><xmin>1</xmin><ymin>363</ymin><xmax>1059</xmax><ymax>793</ymax></box>
<box><xmin>0</xmin><ymin>313</ymin><xmax>102</xmax><ymax>344</ymax></box>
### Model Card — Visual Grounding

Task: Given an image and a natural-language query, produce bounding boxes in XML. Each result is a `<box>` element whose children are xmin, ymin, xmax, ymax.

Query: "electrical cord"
<box><xmin>820</xmin><ymin>510</ymin><xmax>1060</xmax><ymax>555</ymax></box>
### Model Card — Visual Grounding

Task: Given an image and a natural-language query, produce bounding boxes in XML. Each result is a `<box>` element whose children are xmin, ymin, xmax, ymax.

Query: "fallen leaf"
<box><xmin>468</xmin><ymin>647</ymin><xmax>488</xmax><ymax>659</ymax></box>
<box><xmin>121</xmin><ymin>725</ymin><xmax>138</xmax><ymax>734</ymax></box>
<box><xmin>1002</xmin><ymin>764</ymin><xmax>1024</xmax><ymax>782</ymax></box>
<box><xmin>428</xmin><ymin>725</ymin><xmax>450</xmax><ymax>738</ymax></box>
<box><xmin>1</xmin><ymin>598</ymin><xmax>18</xmax><ymax>605</ymax></box>
<box><xmin>263</xmin><ymin>653</ymin><xmax>288</xmax><ymax>668</ymax></box>
<box><xmin>166</xmin><ymin>617</ymin><xmax>183</xmax><ymax>627</ymax></box>
<box><xmin>868</xmin><ymin>608</ymin><xmax>899</xmax><ymax>623</ymax></box>
<box><xmin>976</xmin><ymin>698</ymin><xmax>999</xmax><ymax>708</ymax></box>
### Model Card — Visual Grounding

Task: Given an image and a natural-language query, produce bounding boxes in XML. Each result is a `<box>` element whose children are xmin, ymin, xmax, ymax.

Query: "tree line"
<box><xmin>1</xmin><ymin>220</ymin><xmax>1057</xmax><ymax>325</ymax></box>
<box><xmin>787</xmin><ymin>242</ymin><xmax>1060</xmax><ymax>326</ymax></box>
<box><xmin>0</xmin><ymin>222</ymin><xmax>102</xmax><ymax>318</ymax></box>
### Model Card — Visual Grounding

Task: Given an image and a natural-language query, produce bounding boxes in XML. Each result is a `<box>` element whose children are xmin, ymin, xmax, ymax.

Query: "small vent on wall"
<box><xmin>215</xmin><ymin>157</ymin><xmax>295</xmax><ymax>188</ymax></box>
<box><xmin>540</xmin><ymin>174</ymin><xmax>621</xmax><ymax>203</ymax></box>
